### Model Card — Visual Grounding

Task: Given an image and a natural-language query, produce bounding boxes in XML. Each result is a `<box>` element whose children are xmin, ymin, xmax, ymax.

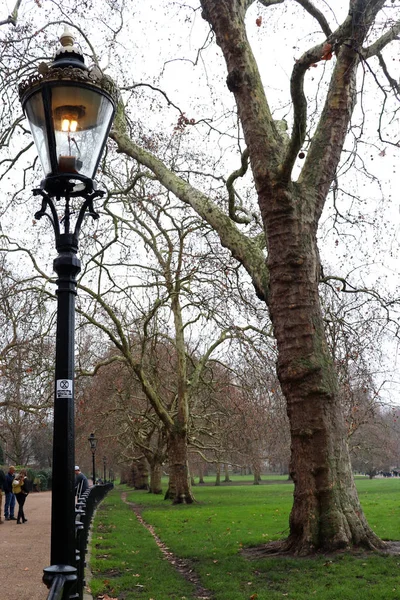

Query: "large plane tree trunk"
<box><xmin>264</xmin><ymin>185</ymin><xmax>383</xmax><ymax>553</ymax></box>
<box><xmin>165</xmin><ymin>428</ymin><xmax>195</xmax><ymax>504</ymax></box>
<box><xmin>149</xmin><ymin>459</ymin><xmax>163</xmax><ymax>495</ymax></box>
<box><xmin>200</xmin><ymin>0</ymin><xmax>387</xmax><ymax>554</ymax></box>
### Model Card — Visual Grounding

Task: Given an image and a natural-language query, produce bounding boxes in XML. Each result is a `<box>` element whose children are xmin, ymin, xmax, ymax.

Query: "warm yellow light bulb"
<box><xmin>61</xmin><ymin>118</ymin><xmax>78</xmax><ymax>132</ymax></box>
<box><xmin>55</xmin><ymin>105</ymin><xmax>85</xmax><ymax>132</ymax></box>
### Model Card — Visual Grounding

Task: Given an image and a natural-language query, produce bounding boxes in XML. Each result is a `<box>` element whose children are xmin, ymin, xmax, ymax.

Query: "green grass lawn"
<box><xmin>89</xmin><ymin>477</ymin><xmax>400</xmax><ymax>600</ymax></box>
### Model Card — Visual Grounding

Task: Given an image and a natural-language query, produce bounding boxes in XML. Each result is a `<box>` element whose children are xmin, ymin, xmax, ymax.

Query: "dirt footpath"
<box><xmin>0</xmin><ymin>491</ymin><xmax>51</xmax><ymax>600</ymax></box>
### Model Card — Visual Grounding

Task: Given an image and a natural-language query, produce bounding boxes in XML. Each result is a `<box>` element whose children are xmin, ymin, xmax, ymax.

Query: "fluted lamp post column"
<box><xmin>18</xmin><ymin>27</ymin><xmax>117</xmax><ymax>599</ymax></box>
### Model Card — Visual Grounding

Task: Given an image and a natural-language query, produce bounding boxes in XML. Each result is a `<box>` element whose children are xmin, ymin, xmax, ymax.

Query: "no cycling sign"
<box><xmin>56</xmin><ymin>379</ymin><xmax>73</xmax><ymax>399</ymax></box>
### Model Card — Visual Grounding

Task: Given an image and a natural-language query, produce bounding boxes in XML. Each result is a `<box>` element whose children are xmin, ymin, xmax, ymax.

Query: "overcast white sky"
<box><xmin>2</xmin><ymin>0</ymin><xmax>400</xmax><ymax>400</ymax></box>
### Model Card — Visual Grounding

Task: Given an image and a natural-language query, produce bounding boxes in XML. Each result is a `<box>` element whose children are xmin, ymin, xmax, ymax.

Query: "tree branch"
<box><xmin>110</xmin><ymin>129</ymin><xmax>269</xmax><ymax>302</ymax></box>
<box><xmin>281</xmin><ymin>10</ymin><xmax>359</xmax><ymax>182</ymax></box>
<box><xmin>0</xmin><ymin>0</ymin><xmax>23</xmax><ymax>27</ymax></box>
<box><xmin>279</xmin><ymin>42</ymin><xmax>323</xmax><ymax>182</ymax></box>
<box><xmin>258</xmin><ymin>0</ymin><xmax>284</xmax><ymax>6</ymax></box>
<box><xmin>226</xmin><ymin>148</ymin><xmax>253</xmax><ymax>224</ymax></box>
<box><xmin>294</xmin><ymin>0</ymin><xmax>332</xmax><ymax>38</ymax></box>
<box><xmin>376</xmin><ymin>51</ymin><xmax>400</xmax><ymax>97</ymax></box>
<box><xmin>363</xmin><ymin>18</ymin><xmax>400</xmax><ymax>59</ymax></box>
<box><xmin>297</xmin><ymin>9</ymin><xmax>377</xmax><ymax>211</ymax></box>
<box><xmin>201</xmin><ymin>0</ymin><xmax>282</xmax><ymax>181</ymax></box>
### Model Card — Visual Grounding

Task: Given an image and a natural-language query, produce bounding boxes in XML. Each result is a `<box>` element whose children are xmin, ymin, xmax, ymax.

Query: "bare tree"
<box><xmin>0</xmin><ymin>259</ymin><xmax>54</xmax><ymax>463</ymax></box>
<box><xmin>73</xmin><ymin>177</ymin><xmax>266</xmax><ymax>503</ymax></box>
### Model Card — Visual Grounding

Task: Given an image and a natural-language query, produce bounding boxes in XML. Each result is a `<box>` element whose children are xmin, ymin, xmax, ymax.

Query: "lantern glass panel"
<box><xmin>51</xmin><ymin>85</ymin><xmax>114</xmax><ymax>179</ymax></box>
<box><xmin>89</xmin><ymin>435</ymin><xmax>97</xmax><ymax>450</ymax></box>
<box><xmin>24</xmin><ymin>91</ymin><xmax>52</xmax><ymax>176</ymax></box>
<box><xmin>24</xmin><ymin>84</ymin><xmax>114</xmax><ymax>180</ymax></box>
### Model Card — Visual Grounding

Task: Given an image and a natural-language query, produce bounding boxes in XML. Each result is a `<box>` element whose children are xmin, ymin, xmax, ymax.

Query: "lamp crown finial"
<box><xmin>59</xmin><ymin>26</ymin><xmax>75</xmax><ymax>49</ymax></box>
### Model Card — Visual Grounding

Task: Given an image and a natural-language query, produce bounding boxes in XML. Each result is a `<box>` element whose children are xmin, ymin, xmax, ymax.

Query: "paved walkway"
<box><xmin>0</xmin><ymin>491</ymin><xmax>51</xmax><ymax>600</ymax></box>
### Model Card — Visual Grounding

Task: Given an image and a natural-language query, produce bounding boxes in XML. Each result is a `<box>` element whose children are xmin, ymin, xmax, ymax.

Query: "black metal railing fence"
<box><xmin>46</xmin><ymin>482</ymin><xmax>113</xmax><ymax>600</ymax></box>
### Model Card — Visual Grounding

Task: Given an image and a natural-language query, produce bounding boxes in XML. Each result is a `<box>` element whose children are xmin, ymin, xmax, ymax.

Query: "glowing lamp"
<box><xmin>18</xmin><ymin>26</ymin><xmax>118</xmax><ymax>197</ymax></box>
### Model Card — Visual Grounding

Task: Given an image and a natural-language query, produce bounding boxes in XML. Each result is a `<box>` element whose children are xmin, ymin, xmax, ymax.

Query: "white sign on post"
<box><xmin>56</xmin><ymin>379</ymin><xmax>73</xmax><ymax>399</ymax></box>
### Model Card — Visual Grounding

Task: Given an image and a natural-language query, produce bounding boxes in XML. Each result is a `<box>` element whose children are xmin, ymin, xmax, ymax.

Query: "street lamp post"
<box><xmin>18</xmin><ymin>27</ymin><xmax>117</xmax><ymax>599</ymax></box>
<box><xmin>88</xmin><ymin>433</ymin><xmax>98</xmax><ymax>484</ymax></box>
<box><xmin>103</xmin><ymin>456</ymin><xmax>107</xmax><ymax>482</ymax></box>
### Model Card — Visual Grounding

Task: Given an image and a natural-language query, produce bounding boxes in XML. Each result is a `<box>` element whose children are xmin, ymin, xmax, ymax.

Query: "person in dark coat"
<box><xmin>13</xmin><ymin>469</ymin><xmax>30</xmax><ymax>524</ymax></box>
<box><xmin>0</xmin><ymin>468</ymin><xmax>5</xmax><ymax>524</ymax></box>
<box><xmin>75</xmin><ymin>466</ymin><xmax>89</xmax><ymax>498</ymax></box>
<box><xmin>4</xmin><ymin>465</ymin><xmax>16</xmax><ymax>520</ymax></box>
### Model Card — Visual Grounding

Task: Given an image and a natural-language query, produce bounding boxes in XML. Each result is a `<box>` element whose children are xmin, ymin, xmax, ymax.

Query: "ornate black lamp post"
<box><xmin>103</xmin><ymin>456</ymin><xmax>107</xmax><ymax>482</ymax></box>
<box><xmin>88</xmin><ymin>432</ymin><xmax>98</xmax><ymax>484</ymax></box>
<box><xmin>18</xmin><ymin>27</ymin><xmax>117</xmax><ymax>598</ymax></box>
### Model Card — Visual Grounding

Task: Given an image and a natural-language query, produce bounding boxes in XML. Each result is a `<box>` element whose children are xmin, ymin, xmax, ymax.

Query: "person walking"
<box><xmin>13</xmin><ymin>469</ymin><xmax>30</xmax><ymax>524</ymax></box>
<box><xmin>0</xmin><ymin>468</ymin><xmax>5</xmax><ymax>524</ymax></box>
<box><xmin>4</xmin><ymin>465</ymin><xmax>16</xmax><ymax>521</ymax></box>
<box><xmin>74</xmin><ymin>466</ymin><xmax>89</xmax><ymax>498</ymax></box>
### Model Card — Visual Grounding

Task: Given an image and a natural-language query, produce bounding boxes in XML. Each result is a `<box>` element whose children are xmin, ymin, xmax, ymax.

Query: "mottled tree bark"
<box><xmin>199</xmin><ymin>462</ymin><xmax>205</xmax><ymax>484</ymax></box>
<box><xmin>253</xmin><ymin>463</ymin><xmax>261</xmax><ymax>485</ymax></box>
<box><xmin>224</xmin><ymin>464</ymin><xmax>231</xmax><ymax>482</ymax></box>
<box><xmin>215</xmin><ymin>463</ymin><xmax>221</xmax><ymax>486</ymax></box>
<box><xmin>263</xmin><ymin>186</ymin><xmax>382</xmax><ymax>552</ymax></box>
<box><xmin>165</xmin><ymin>429</ymin><xmax>195</xmax><ymax>504</ymax></box>
<box><xmin>149</xmin><ymin>460</ymin><xmax>163</xmax><ymax>495</ymax></box>
<box><xmin>130</xmin><ymin>457</ymin><xmax>149</xmax><ymax>490</ymax></box>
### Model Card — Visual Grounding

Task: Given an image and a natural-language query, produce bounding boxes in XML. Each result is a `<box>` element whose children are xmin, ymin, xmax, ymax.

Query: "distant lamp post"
<box><xmin>18</xmin><ymin>26</ymin><xmax>117</xmax><ymax>598</ymax></box>
<box><xmin>88</xmin><ymin>433</ymin><xmax>98</xmax><ymax>483</ymax></box>
<box><xmin>103</xmin><ymin>456</ymin><xmax>107</xmax><ymax>482</ymax></box>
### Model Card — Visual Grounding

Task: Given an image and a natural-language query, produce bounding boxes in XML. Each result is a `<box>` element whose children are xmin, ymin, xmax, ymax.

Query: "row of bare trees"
<box><xmin>1</xmin><ymin>227</ymin><xmax>398</xmax><ymax>494</ymax></box>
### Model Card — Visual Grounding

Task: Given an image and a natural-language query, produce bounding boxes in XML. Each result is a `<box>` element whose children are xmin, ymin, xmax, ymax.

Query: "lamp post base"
<box><xmin>43</xmin><ymin>565</ymin><xmax>78</xmax><ymax>600</ymax></box>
